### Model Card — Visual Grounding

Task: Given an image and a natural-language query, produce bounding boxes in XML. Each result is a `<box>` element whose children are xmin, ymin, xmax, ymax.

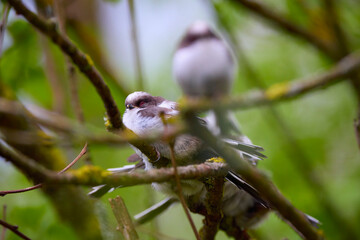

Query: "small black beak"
<box><xmin>126</xmin><ymin>104</ymin><xmax>135</xmax><ymax>110</ymax></box>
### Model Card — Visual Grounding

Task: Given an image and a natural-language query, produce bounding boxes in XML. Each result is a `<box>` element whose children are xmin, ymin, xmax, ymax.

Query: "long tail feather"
<box><xmin>223</xmin><ymin>138</ymin><xmax>267</xmax><ymax>159</ymax></box>
<box><xmin>226</xmin><ymin>171</ymin><xmax>269</xmax><ymax>208</ymax></box>
<box><xmin>134</xmin><ymin>197</ymin><xmax>178</xmax><ymax>225</ymax></box>
<box><xmin>226</xmin><ymin>171</ymin><xmax>321</xmax><ymax>228</ymax></box>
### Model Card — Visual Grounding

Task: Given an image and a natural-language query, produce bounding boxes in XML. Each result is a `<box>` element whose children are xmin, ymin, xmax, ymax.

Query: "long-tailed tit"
<box><xmin>121</xmin><ymin>91</ymin><xmax>269</xmax><ymax>228</ymax></box>
<box><xmin>173</xmin><ymin>21</ymin><xmax>261</xmax><ymax>164</ymax></box>
<box><xmin>173</xmin><ymin>21</ymin><xmax>234</xmax><ymax>99</ymax></box>
<box><xmin>89</xmin><ymin>91</ymin><xmax>319</xmax><ymax>229</ymax></box>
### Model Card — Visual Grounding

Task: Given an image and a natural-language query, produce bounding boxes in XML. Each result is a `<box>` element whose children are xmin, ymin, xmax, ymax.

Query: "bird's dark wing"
<box><xmin>226</xmin><ymin>171</ymin><xmax>321</xmax><ymax>228</ymax></box>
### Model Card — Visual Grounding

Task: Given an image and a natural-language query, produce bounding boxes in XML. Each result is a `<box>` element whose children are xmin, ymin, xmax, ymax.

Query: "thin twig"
<box><xmin>323</xmin><ymin>0</ymin><xmax>349</xmax><ymax>57</ymax></box>
<box><xmin>168</xmin><ymin>144</ymin><xmax>200</xmax><ymax>240</ymax></box>
<box><xmin>1</xmin><ymin>205</ymin><xmax>6</xmax><ymax>240</ymax></box>
<box><xmin>231</xmin><ymin>0</ymin><xmax>336</xmax><ymax>57</ymax></box>
<box><xmin>35</xmin><ymin>2</ymin><xmax>66</xmax><ymax>114</ymax></box>
<box><xmin>54</xmin><ymin>0</ymin><xmax>85</xmax><ymax>123</ymax></box>
<box><xmin>53</xmin><ymin>0</ymin><xmax>92</xmax><ymax>164</ymax></box>
<box><xmin>128</xmin><ymin>0</ymin><xmax>144</xmax><ymax>90</ymax></box>
<box><xmin>0</xmin><ymin>3</ymin><xmax>11</xmax><ymax>55</ymax></box>
<box><xmin>0</xmin><ymin>143</ymin><xmax>87</xmax><ymax>196</ymax></box>
<box><xmin>0</xmin><ymin>219</ymin><xmax>30</xmax><ymax>240</ymax></box>
<box><xmin>7</xmin><ymin>0</ymin><xmax>123</xmax><ymax>129</ymax></box>
<box><xmin>109</xmin><ymin>196</ymin><xmax>139</xmax><ymax>240</ymax></box>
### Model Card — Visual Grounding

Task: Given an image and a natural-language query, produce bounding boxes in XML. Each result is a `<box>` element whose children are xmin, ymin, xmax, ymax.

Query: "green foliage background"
<box><xmin>1</xmin><ymin>0</ymin><xmax>360</xmax><ymax>239</ymax></box>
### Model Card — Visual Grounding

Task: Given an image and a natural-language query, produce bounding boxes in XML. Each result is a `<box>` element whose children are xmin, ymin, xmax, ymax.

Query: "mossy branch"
<box><xmin>182</xmin><ymin>51</ymin><xmax>360</xmax><ymax>113</ymax></box>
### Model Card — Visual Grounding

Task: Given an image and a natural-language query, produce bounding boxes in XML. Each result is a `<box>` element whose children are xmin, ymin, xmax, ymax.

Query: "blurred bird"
<box><xmin>173</xmin><ymin>21</ymin><xmax>260</xmax><ymax>163</ymax></box>
<box><xmin>173</xmin><ymin>21</ymin><xmax>234</xmax><ymax>99</ymax></box>
<box><xmin>173</xmin><ymin>21</ymin><xmax>242</xmax><ymax>136</ymax></box>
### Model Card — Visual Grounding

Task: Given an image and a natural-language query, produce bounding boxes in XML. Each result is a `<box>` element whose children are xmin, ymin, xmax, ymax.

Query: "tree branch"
<box><xmin>0</xmin><ymin>219</ymin><xmax>30</xmax><ymax>240</ymax></box>
<box><xmin>1</xmin><ymin>205</ymin><xmax>7</xmax><ymax>240</ymax></box>
<box><xmin>52</xmin><ymin>163</ymin><xmax>229</xmax><ymax>187</ymax></box>
<box><xmin>109</xmin><ymin>196</ymin><xmax>139</xmax><ymax>240</ymax></box>
<box><xmin>0</xmin><ymin>141</ymin><xmax>54</xmax><ymax>182</ymax></box>
<box><xmin>183</xmin><ymin>51</ymin><xmax>360</xmax><ymax>113</ymax></box>
<box><xmin>0</xmin><ymin>143</ymin><xmax>87</xmax><ymax>196</ymax></box>
<box><xmin>0</xmin><ymin>139</ymin><xmax>228</xmax><ymax>187</ymax></box>
<box><xmin>231</xmin><ymin>0</ymin><xmax>336</xmax><ymax>57</ymax></box>
<box><xmin>0</xmin><ymin>135</ymin><xmax>321</xmax><ymax>238</ymax></box>
<box><xmin>199</xmin><ymin>177</ymin><xmax>224</xmax><ymax>240</ymax></box>
<box><xmin>168</xmin><ymin>143</ymin><xmax>200</xmax><ymax>240</ymax></box>
<box><xmin>7</xmin><ymin>0</ymin><xmax>123</xmax><ymax>129</ymax></box>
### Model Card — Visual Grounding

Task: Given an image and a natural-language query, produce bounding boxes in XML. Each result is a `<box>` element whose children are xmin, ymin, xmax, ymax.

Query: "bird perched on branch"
<box><xmin>89</xmin><ymin>91</ymin><xmax>319</xmax><ymax>232</ymax></box>
<box><xmin>122</xmin><ymin>91</ymin><xmax>269</xmax><ymax>229</ymax></box>
<box><xmin>121</xmin><ymin>91</ymin><xmax>319</xmax><ymax>230</ymax></box>
<box><xmin>173</xmin><ymin>21</ymin><xmax>262</xmax><ymax>165</ymax></box>
<box><xmin>173</xmin><ymin>21</ymin><xmax>239</xmax><ymax>135</ymax></box>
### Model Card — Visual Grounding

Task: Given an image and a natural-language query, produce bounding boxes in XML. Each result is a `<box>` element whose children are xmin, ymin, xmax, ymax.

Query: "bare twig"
<box><xmin>354</xmin><ymin>117</ymin><xmax>360</xmax><ymax>149</ymax></box>
<box><xmin>0</xmin><ymin>3</ymin><xmax>11</xmax><ymax>55</ymax></box>
<box><xmin>109</xmin><ymin>196</ymin><xmax>139</xmax><ymax>240</ymax></box>
<box><xmin>168</xmin><ymin>144</ymin><xmax>200</xmax><ymax>240</ymax></box>
<box><xmin>35</xmin><ymin>2</ymin><xmax>66</xmax><ymax>114</ymax></box>
<box><xmin>53</xmin><ymin>0</ymin><xmax>92</xmax><ymax>164</ymax></box>
<box><xmin>231</xmin><ymin>0</ymin><xmax>336</xmax><ymax>57</ymax></box>
<box><xmin>128</xmin><ymin>0</ymin><xmax>144</xmax><ymax>90</ymax></box>
<box><xmin>0</xmin><ymin>219</ymin><xmax>30</xmax><ymax>240</ymax></box>
<box><xmin>53</xmin><ymin>0</ymin><xmax>85</xmax><ymax>124</ymax></box>
<box><xmin>7</xmin><ymin>0</ymin><xmax>123</xmax><ymax>129</ymax></box>
<box><xmin>1</xmin><ymin>205</ymin><xmax>6</xmax><ymax>240</ymax></box>
<box><xmin>0</xmin><ymin>143</ymin><xmax>87</xmax><ymax>196</ymax></box>
<box><xmin>323</xmin><ymin>0</ymin><xmax>349</xmax><ymax>57</ymax></box>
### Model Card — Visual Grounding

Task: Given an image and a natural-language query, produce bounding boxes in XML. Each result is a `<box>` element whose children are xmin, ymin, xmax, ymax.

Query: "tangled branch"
<box><xmin>7</xmin><ymin>0</ymin><xmax>123</xmax><ymax>130</ymax></box>
<box><xmin>231</xmin><ymin>0</ymin><xmax>336</xmax><ymax>57</ymax></box>
<box><xmin>0</xmin><ymin>219</ymin><xmax>30</xmax><ymax>240</ymax></box>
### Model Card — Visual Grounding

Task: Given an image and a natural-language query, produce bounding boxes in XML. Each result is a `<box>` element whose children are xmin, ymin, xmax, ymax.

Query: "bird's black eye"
<box><xmin>126</xmin><ymin>104</ymin><xmax>134</xmax><ymax>110</ymax></box>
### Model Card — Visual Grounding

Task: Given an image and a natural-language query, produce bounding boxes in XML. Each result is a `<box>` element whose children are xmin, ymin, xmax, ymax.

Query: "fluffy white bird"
<box><xmin>122</xmin><ymin>91</ymin><xmax>269</xmax><ymax>228</ymax></box>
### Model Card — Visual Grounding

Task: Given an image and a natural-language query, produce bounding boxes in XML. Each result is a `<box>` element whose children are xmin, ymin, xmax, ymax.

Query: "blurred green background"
<box><xmin>1</xmin><ymin>0</ymin><xmax>360</xmax><ymax>239</ymax></box>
